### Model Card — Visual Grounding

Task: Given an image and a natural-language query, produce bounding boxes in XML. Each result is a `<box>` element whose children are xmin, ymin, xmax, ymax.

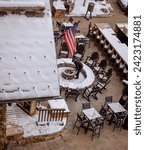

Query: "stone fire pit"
<box><xmin>57</xmin><ymin>58</ymin><xmax>95</xmax><ymax>90</ymax></box>
<box><xmin>61</xmin><ymin>67</ymin><xmax>75</xmax><ymax>80</ymax></box>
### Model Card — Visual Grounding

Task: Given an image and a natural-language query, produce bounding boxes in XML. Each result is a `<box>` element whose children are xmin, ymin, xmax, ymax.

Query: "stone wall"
<box><xmin>7</xmin><ymin>130</ymin><xmax>63</xmax><ymax>146</ymax></box>
<box><xmin>0</xmin><ymin>104</ymin><xmax>6</xmax><ymax>150</ymax></box>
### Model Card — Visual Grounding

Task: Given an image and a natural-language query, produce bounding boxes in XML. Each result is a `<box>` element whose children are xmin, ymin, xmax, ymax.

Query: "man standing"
<box><xmin>84</xmin><ymin>2</ymin><xmax>95</xmax><ymax>20</ymax></box>
<box><xmin>73</xmin><ymin>59</ymin><xmax>83</xmax><ymax>79</ymax></box>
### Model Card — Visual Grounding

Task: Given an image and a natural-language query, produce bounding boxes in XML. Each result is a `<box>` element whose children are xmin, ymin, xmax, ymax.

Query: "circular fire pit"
<box><xmin>61</xmin><ymin>67</ymin><xmax>75</xmax><ymax>80</ymax></box>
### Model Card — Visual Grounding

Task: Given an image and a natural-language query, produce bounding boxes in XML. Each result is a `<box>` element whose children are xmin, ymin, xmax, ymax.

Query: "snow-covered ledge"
<box><xmin>6</xmin><ymin>104</ymin><xmax>67</xmax><ymax>145</ymax></box>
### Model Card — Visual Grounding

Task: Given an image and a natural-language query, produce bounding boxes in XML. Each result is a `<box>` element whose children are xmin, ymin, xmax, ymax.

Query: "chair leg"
<box><xmin>73</xmin><ymin>119</ymin><xmax>78</xmax><ymax>129</ymax></box>
<box><xmin>77</xmin><ymin>126</ymin><xmax>81</xmax><ymax>135</ymax></box>
<box><xmin>91</xmin><ymin>127</ymin><xmax>101</xmax><ymax>140</ymax></box>
<box><xmin>92</xmin><ymin>94</ymin><xmax>98</xmax><ymax>100</ymax></box>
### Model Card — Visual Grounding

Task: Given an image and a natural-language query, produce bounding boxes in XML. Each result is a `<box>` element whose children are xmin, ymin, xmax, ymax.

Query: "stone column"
<box><xmin>0</xmin><ymin>104</ymin><xmax>7</xmax><ymax>150</ymax></box>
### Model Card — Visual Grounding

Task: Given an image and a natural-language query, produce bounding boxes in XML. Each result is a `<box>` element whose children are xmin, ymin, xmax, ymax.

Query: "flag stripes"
<box><xmin>64</xmin><ymin>28</ymin><xmax>76</xmax><ymax>57</ymax></box>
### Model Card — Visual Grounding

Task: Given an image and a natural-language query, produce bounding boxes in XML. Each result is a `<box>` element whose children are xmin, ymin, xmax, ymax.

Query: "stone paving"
<box><xmin>7</xmin><ymin>0</ymin><xmax>128</xmax><ymax>149</ymax></box>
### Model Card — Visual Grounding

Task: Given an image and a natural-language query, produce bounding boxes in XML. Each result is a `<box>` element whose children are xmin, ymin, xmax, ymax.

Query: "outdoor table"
<box><xmin>95</xmin><ymin>23</ymin><xmax>128</xmax><ymax>66</ymax></box>
<box><xmin>108</xmin><ymin>102</ymin><xmax>127</xmax><ymax>114</ymax></box>
<box><xmin>108</xmin><ymin>102</ymin><xmax>127</xmax><ymax>126</ymax></box>
<box><xmin>75</xmin><ymin>34</ymin><xmax>90</xmax><ymax>47</ymax></box>
<box><xmin>48</xmin><ymin>99</ymin><xmax>70</xmax><ymax>118</ymax></box>
<box><xmin>62</xmin><ymin>22</ymin><xmax>74</xmax><ymax>30</ymax></box>
<box><xmin>82</xmin><ymin>108</ymin><xmax>102</xmax><ymax>133</ymax></box>
<box><xmin>82</xmin><ymin>108</ymin><xmax>102</xmax><ymax>120</ymax></box>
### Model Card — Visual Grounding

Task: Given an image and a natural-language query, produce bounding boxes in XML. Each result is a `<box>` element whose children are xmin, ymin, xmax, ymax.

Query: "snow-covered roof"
<box><xmin>0</xmin><ymin>0</ymin><xmax>60</xmax><ymax>102</ymax></box>
<box><xmin>0</xmin><ymin>1</ymin><xmax>45</xmax><ymax>8</ymax></box>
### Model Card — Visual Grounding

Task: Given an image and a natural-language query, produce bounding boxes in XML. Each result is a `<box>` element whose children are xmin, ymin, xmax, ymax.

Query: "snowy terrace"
<box><xmin>6</xmin><ymin>103</ymin><xmax>67</xmax><ymax>138</ymax></box>
<box><xmin>0</xmin><ymin>0</ymin><xmax>69</xmax><ymax>141</ymax></box>
<box><xmin>53</xmin><ymin>0</ymin><xmax>114</xmax><ymax>17</ymax></box>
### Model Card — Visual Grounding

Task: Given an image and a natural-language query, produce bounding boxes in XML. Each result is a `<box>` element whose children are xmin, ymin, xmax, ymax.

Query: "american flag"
<box><xmin>64</xmin><ymin>26</ymin><xmax>76</xmax><ymax>57</ymax></box>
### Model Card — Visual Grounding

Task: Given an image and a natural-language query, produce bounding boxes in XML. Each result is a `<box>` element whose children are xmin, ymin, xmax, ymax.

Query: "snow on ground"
<box><xmin>69</xmin><ymin>0</ymin><xmax>113</xmax><ymax>17</ymax></box>
<box><xmin>6</xmin><ymin>104</ymin><xmax>67</xmax><ymax>137</ymax></box>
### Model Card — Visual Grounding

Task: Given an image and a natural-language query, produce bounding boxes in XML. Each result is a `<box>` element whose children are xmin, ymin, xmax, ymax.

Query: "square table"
<box><xmin>108</xmin><ymin>102</ymin><xmax>126</xmax><ymax>114</ymax></box>
<box><xmin>82</xmin><ymin>108</ymin><xmax>102</xmax><ymax>121</ymax></box>
<box><xmin>62</xmin><ymin>22</ymin><xmax>74</xmax><ymax>30</ymax></box>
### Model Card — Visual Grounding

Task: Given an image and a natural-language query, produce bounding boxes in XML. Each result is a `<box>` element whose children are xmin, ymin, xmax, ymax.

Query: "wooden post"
<box><xmin>0</xmin><ymin>103</ymin><xmax>7</xmax><ymax>150</ymax></box>
<box><xmin>83</xmin><ymin>0</ymin><xmax>86</xmax><ymax>6</ymax></box>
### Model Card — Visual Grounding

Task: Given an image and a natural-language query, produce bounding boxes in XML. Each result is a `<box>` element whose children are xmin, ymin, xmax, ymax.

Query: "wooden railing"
<box><xmin>36</xmin><ymin>108</ymin><xmax>65</xmax><ymax>125</ymax></box>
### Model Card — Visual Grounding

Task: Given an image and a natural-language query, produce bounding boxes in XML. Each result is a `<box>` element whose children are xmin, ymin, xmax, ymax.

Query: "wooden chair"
<box><xmin>93</xmin><ymin>59</ymin><xmax>107</xmax><ymax>76</ymax></box>
<box><xmin>106</xmin><ymin>46</ymin><xmax>113</xmax><ymax>59</ymax></box>
<box><xmin>73</xmin><ymin>113</ymin><xmax>89</xmax><ymax>135</ymax></box>
<box><xmin>82</xmin><ymin>86</ymin><xmax>100</xmax><ymax>101</ymax></box>
<box><xmin>103</xmin><ymin>96</ymin><xmax>113</xmax><ymax>110</ymax></box>
<box><xmin>94</xmin><ymin>81</ymin><xmax>110</xmax><ymax>94</ymax></box>
<box><xmin>73</xmin><ymin>43</ymin><xmax>85</xmax><ymax>61</ymax></box>
<box><xmin>113</xmin><ymin>55</ymin><xmax>121</xmax><ymax>70</ymax></box>
<box><xmin>97</xmin><ymin>68</ymin><xmax>113</xmax><ymax>82</ymax></box>
<box><xmin>98</xmin><ymin>35</ymin><xmax>106</xmax><ymax>51</ymax></box>
<box><xmin>99</xmin><ymin>105</ymin><xmax>112</xmax><ymax>121</ymax></box>
<box><xmin>65</xmin><ymin>88</ymin><xmax>80</xmax><ymax>102</ymax></box>
<box><xmin>116</xmin><ymin>60</ymin><xmax>125</xmax><ymax>76</ymax></box>
<box><xmin>84</xmin><ymin>52</ymin><xmax>99</xmax><ymax>69</ymax></box>
<box><xmin>109</xmin><ymin>50</ymin><xmax>117</xmax><ymax>65</ymax></box>
<box><xmin>94</xmin><ymin>30</ymin><xmax>101</xmax><ymax>45</ymax></box>
<box><xmin>58</xmin><ymin>42</ymin><xmax>69</xmax><ymax>58</ymax></box>
<box><xmin>68</xmin><ymin>16</ymin><xmax>74</xmax><ymax>23</ymax></box>
<box><xmin>105</xmin><ymin>96</ymin><xmax>113</xmax><ymax>103</ymax></box>
<box><xmin>88</xmin><ymin>119</ymin><xmax>102</xmax><ymax>140</ymax></box>
<box><xmin>56</xmin><ymin>21</ymin><xmax>63</xmax><ymax>32</ymax></box>
<box><xmin>82</xmin><ymin>102</ymin><xmax>91</xmax><ymax>110</ymax></box>
<box><xmin>112</xmin><ymin>113</ymin><xmax>126</xmax><ymax>132</ymax></box>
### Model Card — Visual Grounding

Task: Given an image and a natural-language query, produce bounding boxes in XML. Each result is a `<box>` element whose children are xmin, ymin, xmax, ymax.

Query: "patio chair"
<box><xmin>82</xmin><ymin>86</ymin><xmax>100</xmax><ymax>101</ymax></box>
<box><xmin>119</xmin><ymin>95</ymin><xmax>128</xmax><ymax>109</ymax></box>
<box><xmin>99</xmin><ymin>105</ymin><xmax>112</xmax><ymax>121</ymax></box>
<box><xmin>102</xmin><ymin>41</ymin><xmax>110</xmax><ymax>56</ymax></box>
<box><xmin>97</xmin><ymin>68</ymin><xmax>113</xmax><ymax>82</ymax></box>
<box><xmin>105</xmin><ymin>96</ymin><xmax>113</xmax><ymax>103</ymax></box>
<box><xmin>94</xmin><ymin>30</ymin><xmax>101</xmax><ymax>46</ymax></box>
<box><xmin>121</xmin><ymin>65</ymin><xmax>128</xmax><ymax>80</ymax></box>
<box><xmin>73</xmin><ymin>113</ymin><xmax>89</xmax><ymax>135</ymax></box>
<box><xmin>84</xmin><ymin>52</ymin><xmax>99</xmax><ymax>69</ymax></box>
<box><xmin>73</xmin><ymin>43</ymin><xmax>85</xmax><ymax>61</ymax></box>
<box><xmin>113</xmin><ymin>55</ymin><xmax>121</xmax><ymax>70</ymax></box>
<box><xmin>98</xmin><ymin>35</ymin><xmax>106</xmax><ymax>51</ymax></box>
<box><xmin>58</xmin><ymin>42</ymin><xmax>69</xmax><ymax>58</ymax></box>
<box><xmin>54</xmin><ymin>31</ymin><xmax>63</xmax><ymax>45</ymax></box>
<box><xmin>93</xmin><ymin>59</ymin><xmax>107</xmax><ymax>76</ymax></box>
<box><xmin>82</xmin><ymin>102</ymin><xmax>91</xmax><ymax>110</ymax></box>
<box><xmin>68</xmin><ymin>16</ymin><xmax>74</xmax><ymax>23</ymax></box>
<box><xmin>94</xmin><ymin>81</ymin><xmax>110</xmax><ymax>94</ymax></box>
<box><xmin>116</xmin><ymin>61</ymin><xmax>125</xmax><ymax>76</ymax></box>
<box><xmin>56</xmin><ymin>21</ymin><xmax>63</xmax><ymax>32</ymax></box>
<box><xmin>65</xmin><ymin>88</ymin><xmax>80</xmax><ymax>102</ymax></box>
<box><xmin>109</xmin><ymin>51</ymin><xmax>118</xmax><ymax>66</ymax></box>
<box><xmin>103</xmin><ymin>96</ymin><xmax>113</xmax><ymax>110</ymax></box>
<box><xmin>88</xmin><ymin>119</ymin><xmax>102</xmax><ymax>140</ymax></box>
<box><xmin>112</xmin><ymin>113</ymin><xmax>126</xmax><ymax>132</ymax></box>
